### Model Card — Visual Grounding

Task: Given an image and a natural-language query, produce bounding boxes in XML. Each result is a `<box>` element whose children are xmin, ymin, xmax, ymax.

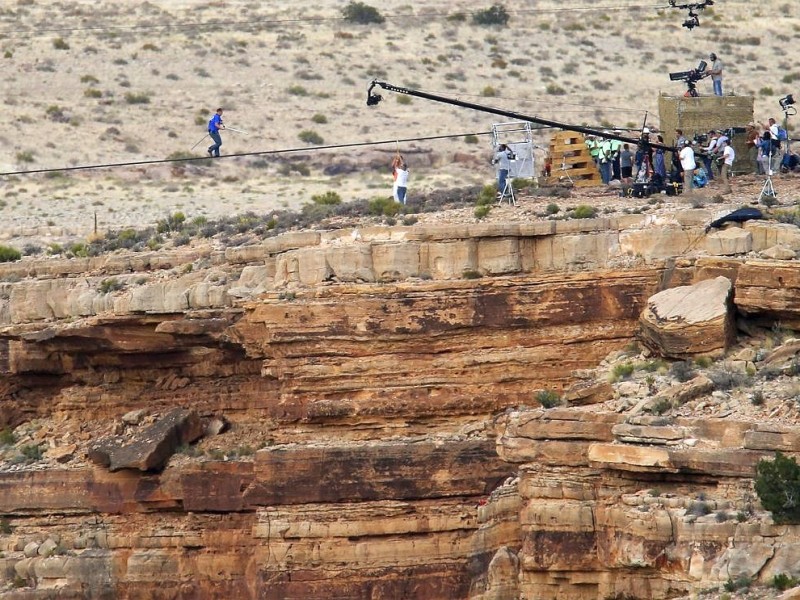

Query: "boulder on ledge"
<box><xmin>638</xmin><ymin>276</ymin><xmax>734</xmax><ymax>359</ymax></box>
<box><xmin>88</xmin><ymin>408</ymin><xmax>203</xmax><ymax>472</ymax></box>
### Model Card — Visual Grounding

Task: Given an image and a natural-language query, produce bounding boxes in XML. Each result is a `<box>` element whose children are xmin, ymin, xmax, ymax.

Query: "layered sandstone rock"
<box><xmin>639</xmin><ymin>275</ymin><xmax>735</xmax><ymax>358</ymax></box>
<box><xmin>4</xmin><ymin>218</ymin><xmax>800</xmax><ymax>598</ymax></box>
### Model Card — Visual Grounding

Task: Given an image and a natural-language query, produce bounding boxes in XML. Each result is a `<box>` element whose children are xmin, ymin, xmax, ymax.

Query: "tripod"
<box><xmin>759</xmin><ymin>148</ymin><xmax>777</xmax><ymax>202</ymax></box>
<box><xmin>498</xmin><ymin>177</ymin><xmax>517</xmax><ymax>206</ymax></box>
<box><xmin>557</xmin><ymin>153</ymin><xmax>574</xmax><ymax>185</ymax></box>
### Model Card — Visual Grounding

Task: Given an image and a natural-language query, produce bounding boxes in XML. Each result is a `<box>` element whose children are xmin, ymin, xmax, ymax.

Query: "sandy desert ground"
<box><xmin>1</xmin><ymin>0</ymin><xmax>799</xmax><ymax>246</ymax></box>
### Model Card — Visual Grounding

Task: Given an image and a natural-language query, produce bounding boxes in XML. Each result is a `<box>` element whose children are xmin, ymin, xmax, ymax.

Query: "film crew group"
<box><xmin>585</xmin><ymin>135</ymin><xmax>622</xmax><ymax>185</ymax></box>
<box><xmin>748</xmin><ymin>118</ymin><xmax>796</xmax><ymax>175</ymax></box>
<box><xmin>675</xmin><ymin>133</ymin><xmax>735</xmax><ymax>195</ymax></box>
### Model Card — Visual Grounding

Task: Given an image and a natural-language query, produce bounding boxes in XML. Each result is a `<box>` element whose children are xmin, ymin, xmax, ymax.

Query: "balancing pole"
<box><xmin>190</xmin><ymin>133</ymin><xmax>209</xmax><ymax>150</ymax></box>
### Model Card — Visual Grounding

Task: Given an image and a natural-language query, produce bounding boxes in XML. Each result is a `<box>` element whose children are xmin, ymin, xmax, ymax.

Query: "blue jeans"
<box><xmin>702</xmin><ymin>155</ymin><xmax>714</xmax><ymax>179</ymax></box>
<box><xmin>599</xmin><ymin>161</ymin><xmax>611</xmax><ymax>184</ymax></box>
<box><xmin>397</xmin><ymin>186</ymin><xmax>407</xmax><ymax>204</ymax></box>
<box><xmin>713</xmin><ymin>79</ymin><xmax>722</xmax><ymax>96</ymax></box>
<box><xmin>208</xmin><ymin>130</ymin><xmax>222</xmax><ymax>156</ymax></box>
<box><xmin>497</xmin><ymin>169</ymin><xmax>509</xmax><ymax>195</ymax></box>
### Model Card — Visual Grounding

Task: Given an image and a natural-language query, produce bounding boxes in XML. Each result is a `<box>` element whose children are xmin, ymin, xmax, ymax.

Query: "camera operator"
<box><xmin>708</xmin><ymin>52</ymin><xmax>723</xmax><ymax>96</ymax></box>
<box><xmin>702</xmin><ymin>131</ymin><xmax>718</xmax><ymax>181</ymax></box>
<box><xmin>493</xmin><ymin>143</ymin><xmax>514</xmax><ymax>199</ymax></box>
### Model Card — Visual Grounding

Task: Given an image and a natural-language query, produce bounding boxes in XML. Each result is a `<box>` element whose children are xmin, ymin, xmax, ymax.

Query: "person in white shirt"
<box><xmin>720</xmin><ymin>140</ymin><xmax>735</xmax><ymax>194</ymax></box>
<box><xmin>679</xmin><ymin>140</ymin><xmax>696</xmax><ymax>194</ymax></box>
<box><xmin>391</xmin><ymin>153</ymin><xmax>409</xmax><ymax>204</ymax></box>
<box><xmin>766</xmin><ymin>118</ymin><xmax>783</xmax><ymax>174</ymax></box>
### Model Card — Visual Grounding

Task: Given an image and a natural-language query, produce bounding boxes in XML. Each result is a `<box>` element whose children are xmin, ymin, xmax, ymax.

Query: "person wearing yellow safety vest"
<box><xmin>585</xmin><ymin>135</ymin><xmax>600</xmax><ymax>165</ymax></box>
<box><xmin>610</xmin><ymin>138</ymin><xmax>622</xmax><ymax>181</ymax></box>
<box><xmin>598</xmin><ymin>135</ymin><xmax>613</xmax><ymax>184</ymax></box>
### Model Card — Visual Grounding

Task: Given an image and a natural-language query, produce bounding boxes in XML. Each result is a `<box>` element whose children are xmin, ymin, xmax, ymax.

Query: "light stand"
<box><xmin>557</xmin><ymin>153</ymin><xmax>574</xmax><ymax>185</ymax></box>
<box><xmin>759</xmin><ymin>95</ymin><xmax>796</xmax><ymax>203</ymax></box>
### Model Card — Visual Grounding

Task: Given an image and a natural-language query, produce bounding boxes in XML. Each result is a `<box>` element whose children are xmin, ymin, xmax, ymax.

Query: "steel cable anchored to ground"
<box><xmin>0</xmin><ymin>131</ymin><xmax>497</xmax><ymax>178</ymax></box>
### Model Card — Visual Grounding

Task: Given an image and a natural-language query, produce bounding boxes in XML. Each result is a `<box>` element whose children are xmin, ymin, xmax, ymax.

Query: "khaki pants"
<box><xmin>721</xmin><ymin>163</ymin><xmax>731</xmax><ymax>193</ymax></box>
<box><xmin>683</xmin><ymin>169</ymin><xmax>694</xmax><ymax>195</ymax></box>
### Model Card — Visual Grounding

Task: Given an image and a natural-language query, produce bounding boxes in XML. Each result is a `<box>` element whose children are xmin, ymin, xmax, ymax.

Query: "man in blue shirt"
<box><xmin>207</xmin><ymin>108</ymin><xmax>225</xmax><ymax>157</ymax></box>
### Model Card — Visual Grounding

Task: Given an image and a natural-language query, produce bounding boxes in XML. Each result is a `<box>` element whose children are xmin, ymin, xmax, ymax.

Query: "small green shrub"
<box><xmin>694</xmin><ymin>356</ymin><xmax>713</xmax><ymax>368</ymax></box>
<box><xmin>476</xmin><ymin>184</ymin><xmax>497</xmax><ymax>206</ymax></box>
<box><xmin>648</xmin><ymin>397</ymin><xmax>672</xmax><ymax>415</ymax></box>
<box><xmin>368</xmin><ymin>197</ymin><xmax>400</xmax><ymax>217</ymax></box>
<box><xmin>342</xmin><ymin>1</ymin><xmax>385</xmax><ymax>24</ymax></box>
<box><xmin>124</xmin><ymin>92</ymin><xmax>151</xmax><ymax>104</ymax></box>
<box><xmin>53</xmin><ymin>37</ymin><xmax>69</xmax><ymax>50</ymax></box>
<box><xmin>462</xmin><ymin>269</ymin><xmax>482</xmax><ymax>280</ymax></box>
<box><xmin>0</xmin><ymin>428</ymin><xmax>16</xmax><ymax>445</ymax></box>
<box><xmin>0</xmin><ymin>245</ymin><xmax>22</xmax><ymax>262</ymax></box>
<box><xmin>571</xmin><ymin>204</ymin><xmax>597</xmax><ymax>219</ymax></box>
<box><xmin>464</xmin><ymin>134</ymin><xmax>479</xmax><ymax>145</ymax></box>
<box><xmin>755</xmin><ymin>452</ymin><xmax>800</xmax><ymax>524</ymax></box>
<box><xmin>472</xmin><ymin>4</ymin><xmax>510</xmax><ymax>26</ymax></box>
<box><xmin>237</xmin><ymin>445</ymin><xmax>254</xmax><ymax>456</ymax></box>
<box><xmin>156</xmin><ymin>211</ymin><xmax>186</xmax><ymax>233</ymax></box>
<box><xmin>99</xmin><ymin>278</ymin><xmax>125</xmax><ymax>294</ymax></box>
<box><xmin>723</xmin><ymin>575</ymin><xmax>752</xmax><ymax>592</ymax></box>
<box><xmin>80</xmin><ymin>74</ymin><xmax>99</xmax><ymax>84</ymax></box>
<box><xmin>311</xmin><ymin>113</ymin><xmax>328</xmax><ymax>124</ymax></box>
<box><xmin>15</xmin><ymin>151</ymin><xmax>34</xmax><ymax>163</ymax></box>
<box><xmin>611</xmin><ymin>362</ymin><xmax>635</xmax><ymax>382</ymax></box>
<box><xmin>546</xmin><ymin>83</ymin><xmax>567</xmax><ymax>95</ymax></box>
<box><xmin>287</xmin><ymin>84</ymin><xmax>308</xmax><ymax>96</ymax></box>
<box><xmin>481</xmin><ymin>85</ymin><xmax>497</xmax><ymax>97</ymax></box>
<box><xmin>688</xmin><ymin>500</ymin><xmax>712</xmax><ymax>517</ymax></box>
<box><xmin>84</xmin><ymin>88</ymin><xmax>102</xmax><ymax>98</ymax></box>
<box><xmin>546</xmin><ymin>203</ymin><xmax>560</xmax><ymax>215</ymax></box>
<box><xmin>396</xmin><ymin>95</ymin><xmax>412</xmax><ymax>105</ymax></box>
<box><xmin>298</xmin><ymin>130</ymin><xmax>324</xmax><ymax>145</ymax></box>
<box><xmin>536</xmin><ymin>389</ymin><xmax>562</xmax><ymax>409</ymax></box>
<box><xmin>20</xmin><ymin>444</ymin><xmax>43</xmax><ymax>462</ymax></box>
<box><xmin>772</xmin><ymin>573</ymin><xmax>800</xmax><ymax>591</ymax></box>
<box><xmin>311</xmin><ymin>191</ymin><xmax>342</xmax><ymax>205</ymax></box>
<box><xmin>751</xmin><ymin>390</ymin><xmax>765</xmax><ymax>406</ymax></box>
<box><xmin>474</xmin><ymin>204</ymin><xmax>491</xmax><ymax>219</ymax></box>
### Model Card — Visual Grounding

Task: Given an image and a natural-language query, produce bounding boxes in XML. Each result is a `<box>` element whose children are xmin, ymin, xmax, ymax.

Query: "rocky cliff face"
<box><xmin>3</xmin><ymin>212</ymin><xmax>800</xmax><ymax>598</ymax></box>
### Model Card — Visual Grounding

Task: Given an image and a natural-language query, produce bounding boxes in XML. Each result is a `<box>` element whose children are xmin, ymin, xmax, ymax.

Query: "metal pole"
<box><xmin>190</xmin><ymin>133</ymin><xmax>209</xmax><ymax>150</ymax></box>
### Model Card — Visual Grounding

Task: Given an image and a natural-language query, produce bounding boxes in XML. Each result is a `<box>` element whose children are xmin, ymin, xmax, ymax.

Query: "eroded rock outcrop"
<box><xmin>639</xmin><ymin>275</ymin><xmax>735</xmax><ymax>358</ymax></box>
<box><xmin>4</xmin><ymin>217</ymin><xmax>800</xmax><ymax>598</ymax></box>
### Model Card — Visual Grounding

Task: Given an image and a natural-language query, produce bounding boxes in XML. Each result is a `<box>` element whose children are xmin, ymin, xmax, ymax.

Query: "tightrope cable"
<box><xmin>0</xmin><ymin>131</ymin><xmax>497</xmax><ymax>177</ymax></box>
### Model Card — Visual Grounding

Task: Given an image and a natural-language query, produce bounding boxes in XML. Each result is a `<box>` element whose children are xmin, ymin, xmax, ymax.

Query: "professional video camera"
<box><xmin>669</xmin><ymin>60</ymin><xmax>708</xmax><ymax>97</ymax></box>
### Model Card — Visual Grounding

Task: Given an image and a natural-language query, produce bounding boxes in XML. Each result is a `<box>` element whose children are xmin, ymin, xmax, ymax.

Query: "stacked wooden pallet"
<box><xmin>545</xmin><ymin>131</ymin><xmax>601</xmax><ymax>187</ymax></box>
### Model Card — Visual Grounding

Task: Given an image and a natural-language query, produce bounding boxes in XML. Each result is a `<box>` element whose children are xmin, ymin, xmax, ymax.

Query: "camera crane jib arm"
<box><xmin>366</xmin><ymin>79</ymin><xmax>678</xmax><ymax>153</ymax></box>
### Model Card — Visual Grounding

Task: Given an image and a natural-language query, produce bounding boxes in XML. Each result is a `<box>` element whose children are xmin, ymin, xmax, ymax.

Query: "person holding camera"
<box><xmin>493</xmin><ymin>144</ymin><xmax>513</xmax><ymax>199</ymax></box>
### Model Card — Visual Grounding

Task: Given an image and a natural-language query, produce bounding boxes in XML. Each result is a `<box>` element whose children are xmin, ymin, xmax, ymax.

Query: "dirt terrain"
<box><xmin>1</xmin><ymin>0</ymin><xmax>799</xmax><ymax>246</ymax></box>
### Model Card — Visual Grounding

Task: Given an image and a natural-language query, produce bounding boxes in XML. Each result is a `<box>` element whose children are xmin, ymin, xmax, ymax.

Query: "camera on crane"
<box><xmin>669</xmin><ymin>60</ymin><xmax>708</xmax><ymax>96</ymax></box>
<box><xmin>780</xmin><ymin>94</ymin><xmax>795</xmax><ymax>110</ymax></box>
